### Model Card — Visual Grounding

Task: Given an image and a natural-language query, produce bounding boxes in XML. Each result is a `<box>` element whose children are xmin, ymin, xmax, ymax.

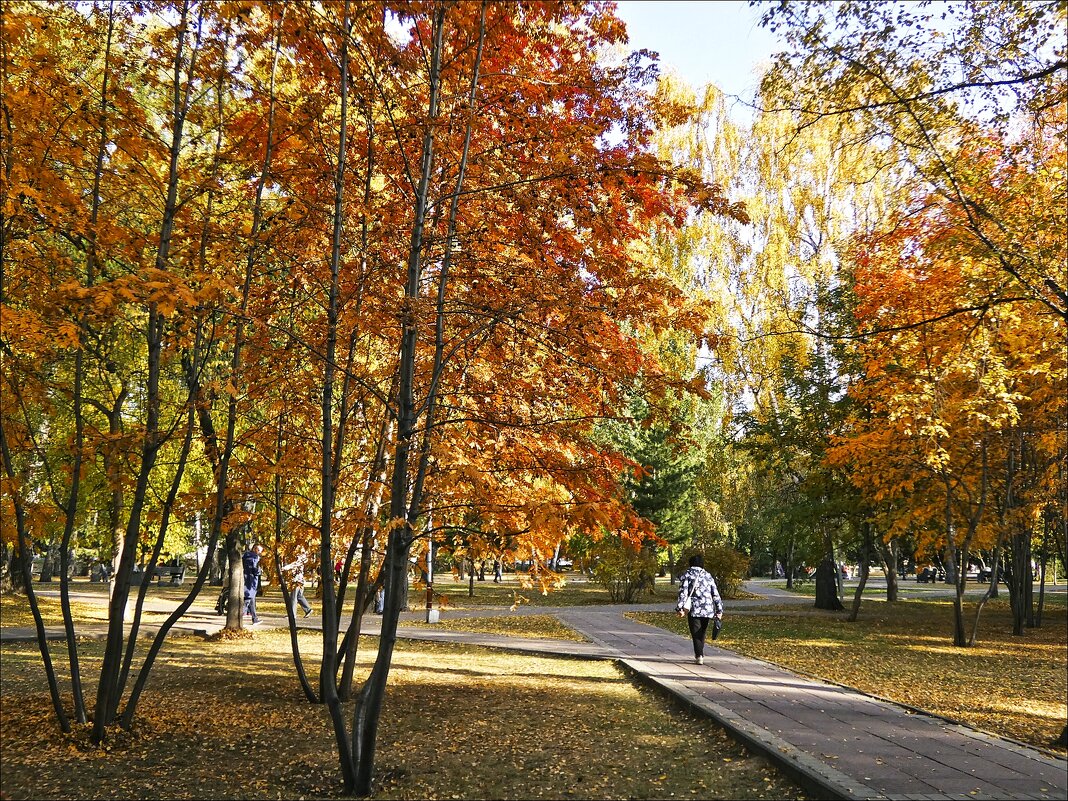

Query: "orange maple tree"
<box><xmin>1</xmin><ymin>0</ymin><xmax>742</xmax><ymax>793</ymax></box>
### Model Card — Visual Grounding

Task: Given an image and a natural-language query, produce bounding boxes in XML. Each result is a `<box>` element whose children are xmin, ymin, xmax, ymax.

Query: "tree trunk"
<box><xmin>1036</xmin><ymin>537</ymin><xmax>1047</xmax><ymax>627</ymax></box>
<box><xmin>349</xmin><ymin>4</ymin><xmax>484</xmax><ymax>793</ymax></box>
<box><xmin>352</xmin><ymin>528</ymin><xmax>413</xmax><ymax>794</ymax></box>
<box><xmin>0</xmin><ymin>544</ymin><xmax>14</xmax><ymax>594</ymax></box>
<box><xmin>352</xmin><ymin>9</ymin><xmax>452</xmax><ymax>794</ymax></box>
<box><xmin>0</xmin><ymin>435</ymin><xmax>71</xmax><ymax>731</ymax></box>
<box><xmin>1054</xmin><ymin>726</ymin><xmax>1068</xmax><ymax>749</ymax></box>
<box><xmin>1007</xmin><ymin>526</ymin><xmax>1034</xmax><ymax>635</ymax></box>
<box><xmin>848</xmin><ymin>524</ymin><xmax>872</xmax><ymax>622</ymax></box>
<box><xmin>813</xmin><ymin>556</ymin><xmax>844</xmax><ymax>611</ymax></box>
<box><xmin>224</xmin><ymin>534</ymin><xmax>245</xmax><ymax>629</ymax></box>
<box><xmin>210</xmin><ymin>548</ymin><xmax>224</xmax><ymax>585</ymax></box>
<box><xmin>874</xmin><ymin>537</ymin><xmax>900</xmax><ymax>602</ymax></box>
<box><xmin>39</xmin><ymin>544</ymin><xmax>56</xmax><ymax>583</ymax></box>
<box><xmin>784</xmin><ymin>533</ymin><xmax>796</xmax><ymax>590</ymax></box>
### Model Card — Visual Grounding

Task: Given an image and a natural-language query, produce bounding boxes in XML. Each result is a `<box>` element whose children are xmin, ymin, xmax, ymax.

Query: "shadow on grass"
<box><xmin>0</xmin><ymin>632</ymin><xmax>809</xmax><ymax>801</ymax></box>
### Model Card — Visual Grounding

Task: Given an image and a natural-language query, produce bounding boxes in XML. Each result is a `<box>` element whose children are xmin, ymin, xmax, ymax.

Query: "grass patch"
<box><xmin>0</xmin><ymin>592</ymin><xmax>173</xmax><ymax>629</ymax></box>
<box><xmin>0</xmin><ymin>574</ymin><xmax>677</xmax><ymax>628</ymax></box>
<box><xmin>630</xmin><ymin>598</ymin><xmax>1067</xmax><ymax>752</ymax></box>
<box><xmin>428</xmin><ymin>575</ymin><xmax>668</xmax><ymax>608</ymax></box>
<box><xmin>0</xmin><ymin>631</ymin><xmax>807</xmax><ymax>800</ymax></box>
<box><xmin>762</xmin><ymin>578</ymin><xmax>1068</xmax><ymax>606</ymax></box>
<box><xmin>401</xmin><ymin>613</ymin><xmax>587</xmax><ymax>641</ymax></box>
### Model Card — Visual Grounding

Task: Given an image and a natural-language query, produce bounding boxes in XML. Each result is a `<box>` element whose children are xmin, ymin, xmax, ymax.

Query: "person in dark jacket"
<box><xmin>676</xmin><ymin>554</ymin><xmax>724</xmax><ymax>665</ymax></box>
<box><xmin>242</xmin><ymin>544</ymin><xmax>264</xmax><ymax>624</ymax></box>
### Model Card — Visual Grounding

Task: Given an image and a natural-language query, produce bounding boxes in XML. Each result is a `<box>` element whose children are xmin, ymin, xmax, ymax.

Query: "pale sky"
<box><xmin>613</xmin><ymin>1</ymin><xmax>780</xmax><ymax>103</ymax></box>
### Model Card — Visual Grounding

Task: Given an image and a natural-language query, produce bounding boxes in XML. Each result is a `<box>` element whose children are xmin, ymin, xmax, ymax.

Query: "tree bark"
<box><xmin>813</xmin><ymin>556</ymin><xmax>844</xmax><ymax>611</ymax></box>
<box><xmin>848</xmin><ymin>522</ymin><xmax>872</xmax><ymax>621</ymax></box>
<box><xmin>0</xmin><ymin>429</ymin><xmax>71</xmax><ymax>731</ymax></box>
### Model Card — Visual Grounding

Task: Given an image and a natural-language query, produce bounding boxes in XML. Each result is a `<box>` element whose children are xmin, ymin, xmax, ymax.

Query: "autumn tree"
<box><xmin>158</xmin><ymin>2</ymin><xmax>743</xmax><ymax>794</ymax></box>
<box><xmin>641</xmin><ymin>68</ymin><xmax>911</xmax><ymax>609</ymax></box>
<box><xmin>0</xmin><ymin>0</ymin><xmax>304</xmax><ymax>740</ymax></box>
<box><xmin>830</xmin><ymin>116</ymin><xmax>1066</xmax><ymax>646</ymax></box>
<box><xmin>758</xmin><ymin>0</ymin><xmax>1068</xmax><ymax>321</ymax></box>
<box><xmin>4</xmin><ymin>2</ymin><xmax>738</xmax><ymax>792</ymax></box>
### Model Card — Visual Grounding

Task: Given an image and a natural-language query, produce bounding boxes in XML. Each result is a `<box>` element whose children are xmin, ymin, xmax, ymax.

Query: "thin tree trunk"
<box><xmin>57</xmin><ymin>0</ymin><xmax>118</xmax><ymax>727</ymax></box>
<box><xmin>875</xmin><ymin>536</ymin><xmax>900</xmax><ymax>602</ymax></box>
<box><xmin>1036</xmin><ymin>515</ymin><xmax>1049</xmax><ymax>626</ymax></box>
<box><xmin>813</xmin><ymin>555</ymin><xmax>844</xmax><ymax>611</ymax></box>
<box><xmin>274</xmin><ymin>554</ymin><xmax>317</xmax><ymax>703</ymax></box>
<box><xmin>338</xmin><ymin>410</ymin><xmax>392</xmax><ymax>699</ymax></box>
<box><xmin>941</xmin><ymin>473</ymin><xmax>969</xmax><ymax>647</ymax></box>
<box><xmin>352</xmin><ymin>6</ymin><xmax>452</xmax><ymax>795</ymax></box>
<box><xmin>93</xmin><ymin>0</ymin><xmax>200</xmax><ymax>742</ymax></box>
<box><xmin>0</xmin><ymin>429</ymin><xmax>71</xmax><ymax>732</ymax></box>
<box><xmin>784</xmin><ymin>532</ymin><xmax>795</xmax><ymax>590</ymax></box>
<box><xmin>120</xmin><ymin>409</ymin><xmax>200</xmax><ymax>727</ymax></box>
<box><xmin>968</xmin><ymin>527</ymin><xmax>1006</xmax><ymax>646</ymax></box>
<box><xmin>121</xmin><ymin>16</ymin><xmax>235</xmax><ymax>716</ymax></box>
<box><xmin>848</xmin><ymin>523</ymin><xmax>872</xmax><ymax>622</ymax></box>
<box><xmin>313</xmin><ymin>1</ymin><xmax>357</xmax><ymax>790</ymax></box>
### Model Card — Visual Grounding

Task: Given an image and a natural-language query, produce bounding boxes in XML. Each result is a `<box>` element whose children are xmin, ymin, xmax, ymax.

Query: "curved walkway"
<box><xmin>4</xmin><ymin>582</ymin><xmax>1065</xmax><ymax>801</ymax></box>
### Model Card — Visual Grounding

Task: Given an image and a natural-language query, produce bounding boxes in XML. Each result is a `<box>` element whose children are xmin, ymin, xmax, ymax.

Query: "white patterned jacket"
<box><xmin>676</xmin><ymin>566</ymin><xmax>723</xmax><ymax>619</ymax></box>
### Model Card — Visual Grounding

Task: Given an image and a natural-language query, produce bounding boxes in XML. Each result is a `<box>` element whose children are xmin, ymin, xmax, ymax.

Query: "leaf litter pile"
<box><xmin>0</xmin><ymin>629</ymin><xmax>808</xmax><ymax>800</ymax></box>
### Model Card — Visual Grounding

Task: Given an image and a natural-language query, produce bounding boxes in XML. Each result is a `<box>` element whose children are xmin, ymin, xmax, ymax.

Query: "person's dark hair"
<box><xmin>688</xmin><ymin>554</ymin><xmax>704</xmax><ymax>568</ymax></box>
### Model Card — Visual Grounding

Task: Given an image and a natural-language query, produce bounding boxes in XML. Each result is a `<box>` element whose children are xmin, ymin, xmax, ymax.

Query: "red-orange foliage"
<box><xmin>830</xmin><ymin>120</ymin><xmax>1066</xmax><ymax>644</ymax></box>
<box><xmin>1</xmin><ymin>0</ymin><xmax>742</xmax><ymax>788</ymax></box>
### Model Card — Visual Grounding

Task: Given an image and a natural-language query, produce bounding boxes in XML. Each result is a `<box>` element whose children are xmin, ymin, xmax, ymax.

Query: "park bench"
<box><xmin>152</xmin><ymin>564</ymin><xmax>187</xmax><ymax>584</ymax></box>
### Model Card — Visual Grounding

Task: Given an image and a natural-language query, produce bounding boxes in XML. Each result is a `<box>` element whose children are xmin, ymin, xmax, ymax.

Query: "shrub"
<box><xmin>591</xmin><ymin>537</ymin><xmax>659</xmax><ymax>603</ymax></box>
<box><xmin>676</xmin><ymin>543</ymin><xmax>749</xmax><ymax>600</ymax></box>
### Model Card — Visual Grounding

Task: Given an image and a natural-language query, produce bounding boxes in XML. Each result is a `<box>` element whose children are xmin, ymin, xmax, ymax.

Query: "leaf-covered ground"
<box><xmin>0</xmin><ymin>574</ymin><xmax>666</xmax><ymax>631</ymax></box>
<box><xmin>0</xmin><ymin>630</ymin><xmax>808</xmax><ymax>800</ymax></box>
<box><xmin>631</xmin><ymin>597</ymin><xmax>1068</xmax><ymax>751</ymax></box>
<box><xmin>0</xmin><ymin>592</ymin><xmax>174</xmax><ymax>628</ymax></box>
<box><xmin>400</xmin><ymin>612</ymin><xmax>586</xmax><ymax>641</ymax></box>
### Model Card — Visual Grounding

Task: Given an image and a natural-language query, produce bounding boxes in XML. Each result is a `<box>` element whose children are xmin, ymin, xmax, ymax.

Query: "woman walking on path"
<box><xmin>676</xmin><ymin>554</ymin><xmax>724</xmax><ymax>665</ymax></box>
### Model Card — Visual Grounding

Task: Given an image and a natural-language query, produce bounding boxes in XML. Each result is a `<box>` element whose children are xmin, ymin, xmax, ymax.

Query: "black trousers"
<box><xmin>687</xmin><ymin>615</ymin><xmax>711</xmax><ymax>657</ymax></box>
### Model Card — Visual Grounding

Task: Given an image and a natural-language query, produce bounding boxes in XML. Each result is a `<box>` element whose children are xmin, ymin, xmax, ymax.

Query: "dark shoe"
<box><xmin>303</xmin><ymin>608</ymin><xmax>312</xmax><ymax>618</ymax></box>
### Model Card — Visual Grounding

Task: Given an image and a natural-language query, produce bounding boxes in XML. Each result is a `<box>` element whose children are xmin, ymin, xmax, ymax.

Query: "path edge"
<box><xmin>616</xmin><ymin>657</ymin><xmax>881</xmax><ymax>801</ymax></box>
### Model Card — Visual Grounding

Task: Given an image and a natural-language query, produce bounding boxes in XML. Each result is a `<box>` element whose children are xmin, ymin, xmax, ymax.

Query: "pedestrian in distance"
<box><xmin>676</xmin><ymin>554</ymin><xmax>724</xmax><ymax>665</ymax></box>
<box><xmin>242</xmin><ymin>544</ymin><xmax>264</xmax><ymax>625</ymax></box>
<box><xmin>281</xmin><ymin>553</ymin><xmax>313</xmax><ymax>618</ymax></box>
<box><xmin>214</xmin><ymin>571</ymin><xmax>230</xmax><ymax>615</ymax></box>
